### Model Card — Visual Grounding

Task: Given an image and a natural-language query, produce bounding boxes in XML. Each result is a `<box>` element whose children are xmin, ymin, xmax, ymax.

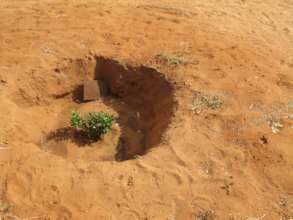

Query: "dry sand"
<box><xmin>0</xmin><ymin>0</ymin><xmax>292</xmax><ymax>219</ymax></box>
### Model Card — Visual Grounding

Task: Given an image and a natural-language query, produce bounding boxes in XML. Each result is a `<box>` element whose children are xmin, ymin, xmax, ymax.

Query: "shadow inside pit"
<box><xmin>44</xmin><ymin>56</ymin><xmax>175</xmax><ymax>161</ymax></box>
<box><xmin>46</xmin><ymin>127</ymin><xmax>98</xmax><ymax>147</ymax></box>
<box><xmin>72</xmin><ymin>85</ymin><xmax>84</xmax><ymax>103</ymax></box>
<box><xmin>94</xmin><ymin>56</ymin><xmax>175</xmax><ymax>161</ymax></box>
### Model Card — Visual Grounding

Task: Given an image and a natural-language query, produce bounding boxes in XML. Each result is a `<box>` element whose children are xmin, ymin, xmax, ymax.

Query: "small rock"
<box><xmin>83</xmin><ymin>80</ymin><xmax>108</xmax><ymax>101</ymax></box>
<box><xmin>259</xmin><ymin>136</ymin><xmax>268</xmax><ymax>144</ymax></box>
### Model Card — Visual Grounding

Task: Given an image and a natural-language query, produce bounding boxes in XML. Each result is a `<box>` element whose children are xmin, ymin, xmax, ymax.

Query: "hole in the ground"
<box><xmin>95</xmin><ymin>56</ymin><xmax>175</xmax><ymax>160</ymax></box>
<box><xmin>41</xmin><ymin>56</ymin><xmax>175</xmax><ymax>161</ymax></box>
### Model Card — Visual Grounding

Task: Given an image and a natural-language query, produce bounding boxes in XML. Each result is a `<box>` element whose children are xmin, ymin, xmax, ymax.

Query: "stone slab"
<box><xmin>83</xmin><ymin>80</ymin><xmax>108</xmax><ymax>101</ymax></box>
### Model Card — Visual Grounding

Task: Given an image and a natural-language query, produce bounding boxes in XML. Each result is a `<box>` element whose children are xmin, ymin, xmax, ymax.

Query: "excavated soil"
<box><xmin>41</xmin><ymin>57</ymin><xmax>175</xmax><ymax>161</ymax></box>
<box><xmin>0</xmin><ymin>0</ymin><xmax>292</xmax><ymax>220</ymax></box>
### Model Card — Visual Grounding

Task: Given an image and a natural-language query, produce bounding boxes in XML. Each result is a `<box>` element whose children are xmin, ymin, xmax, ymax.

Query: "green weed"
<box><xmin>70</xmin><ymin>111</ymin><xmax>115</xmax><ymax>140</ymax></box>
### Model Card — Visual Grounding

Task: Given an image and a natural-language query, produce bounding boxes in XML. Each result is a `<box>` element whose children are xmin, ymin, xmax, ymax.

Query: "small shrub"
<box><xmin>70</xmin><ymin>111</ymin><xmax>115</xmax><ymax>139</ymax></box>
<box><xmin>71</xmin><ymin>111</ymin><xmax>85</xmax><ymax>129</ymax></box>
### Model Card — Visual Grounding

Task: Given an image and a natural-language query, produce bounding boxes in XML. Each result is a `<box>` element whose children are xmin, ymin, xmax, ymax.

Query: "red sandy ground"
<box><xmin>0</xmin><ymin>0</ymin><xmax>292</xmax><ymax>219</ymax></box>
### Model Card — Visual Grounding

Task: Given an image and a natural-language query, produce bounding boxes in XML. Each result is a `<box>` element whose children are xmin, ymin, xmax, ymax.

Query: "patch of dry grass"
<box><xmin>155</xmin><ymin>52</ymin><xmax>198</xmax><ymax>67</ymax></box>
<box><xmin>195</xmin><ymin>210</ymin><xmax>214</xmax><ymax>220</ymax></box>
<box><xmin>191</xmin><ymin>92</ymin><xmax>223</xmax><ymax>114</ymax></box>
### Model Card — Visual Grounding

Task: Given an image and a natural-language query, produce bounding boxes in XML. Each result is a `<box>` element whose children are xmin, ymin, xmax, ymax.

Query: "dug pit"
<box><xmin>41</xmin><ymin>56</ymin><xmax>175</xmax><ymax>161</ymax></box>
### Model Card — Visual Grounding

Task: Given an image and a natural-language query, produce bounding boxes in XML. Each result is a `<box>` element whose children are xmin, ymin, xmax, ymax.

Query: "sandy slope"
<box><xmin>0</xmin><ymin>0</ymin><xmax>292</xmax><ymax>219</ymax></box>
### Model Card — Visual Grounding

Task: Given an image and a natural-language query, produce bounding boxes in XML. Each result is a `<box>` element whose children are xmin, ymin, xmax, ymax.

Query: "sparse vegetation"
<box><xmin>191</xmin><ymin>92</ymin><xmax>223</xmax><ymax>113</ymax></box>
<box><xmin>156</xmin><ymin>52</ymin><xmax>187</xmax><ymax>66</ymax></box>
<box><xmin>249</xmin><ymin>101</ymin><xmax>292</xmax><ymax>133</ymax></box>
<box><xmin>195</xmin><ymin>210</ymin><xmax>214</xmax><ymax>220</ymax></box>
<box><xmin>70</xmin><ymin>111</ymin><xmax>115</xmax><ymax>140</ymax></box>
<box><xmin>280</xmin><ymin>214</ymin><xmax>293</xmax><ymax>220</ymax></box>
<box><xmin>267</xmin><ymin>116</ymin><xmax>283</xmax><ymax>133</ymax></box>
<box><xmin>155</xmin><ymin>52</ymin><xmax>190</xmax><ymax>67</ymax></box>
<box><xmin>265</xmin><ymin>109</ymin><xmax>284</xmax><ymax>133</ymax></box>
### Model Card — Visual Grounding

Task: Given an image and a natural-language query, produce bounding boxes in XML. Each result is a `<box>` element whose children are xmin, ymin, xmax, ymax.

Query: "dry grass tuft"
<box><xmin>191</xmin><ymin>92</ymin><xmax>223</xmax><ymax>114</ymax></box>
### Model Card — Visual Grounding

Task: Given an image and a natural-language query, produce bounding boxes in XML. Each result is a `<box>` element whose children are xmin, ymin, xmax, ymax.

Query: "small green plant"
<box><xmin>70</xmin><ymin>111</ymin><xmax>115</xmax><ymax>139</ymax></box>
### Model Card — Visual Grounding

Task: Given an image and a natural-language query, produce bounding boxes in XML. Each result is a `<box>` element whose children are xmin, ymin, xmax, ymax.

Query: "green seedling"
<box><xmin>70</xmin><ymin>111</ymin><xmax>115</xmax><ymax>139</ymax></box>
